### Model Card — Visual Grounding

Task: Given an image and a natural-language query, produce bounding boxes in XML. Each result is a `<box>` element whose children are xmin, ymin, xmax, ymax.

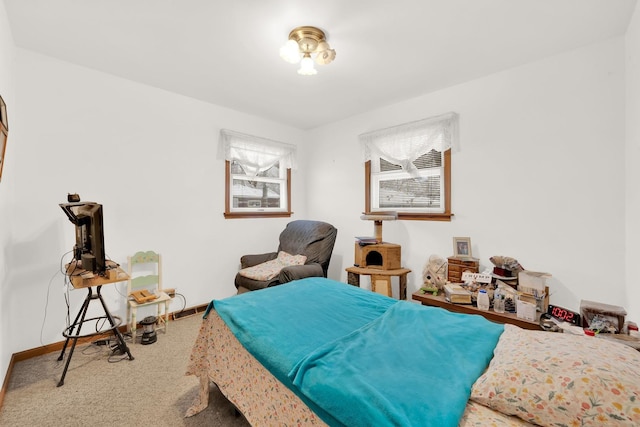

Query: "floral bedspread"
<box><xmin>185</xmin><ymin>310</ymin><xmax>326</xmax><ymax>425</ymax></box>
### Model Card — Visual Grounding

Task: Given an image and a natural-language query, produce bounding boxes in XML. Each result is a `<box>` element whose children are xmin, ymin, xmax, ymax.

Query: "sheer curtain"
<box><xmin>218</xmin><ymin>129</ymin><xmax>297</xmax><ymax>176</ymax></box>
<box><xmin>359</xmin><ymin>112</ymin><xmax>459</xmax><ymax>178</ymax></box>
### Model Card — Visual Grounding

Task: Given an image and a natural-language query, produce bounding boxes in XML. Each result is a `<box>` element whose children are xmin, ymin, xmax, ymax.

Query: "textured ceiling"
<box><xmin>4</xmin><ymin>0</ymin><xmax>637</xmax><ymax>129</ymax></box>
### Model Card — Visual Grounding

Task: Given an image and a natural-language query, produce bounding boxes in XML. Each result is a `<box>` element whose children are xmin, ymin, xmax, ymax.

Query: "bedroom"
<box><xmin>0</xmin><ymin>0</ymin><xmax>639</xmax><ymax>410</ymax></box>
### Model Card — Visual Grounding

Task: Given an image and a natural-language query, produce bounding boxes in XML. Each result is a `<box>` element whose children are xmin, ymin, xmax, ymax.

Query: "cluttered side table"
<box><xmin>57</xmin><ymin>260</ymin><xmax>134</xmax><ymax>386</ymax></box>
<box><xmin>412</xmin><ymin>291</ymin><xmax>542</xmax><ymax>330</ymax></box>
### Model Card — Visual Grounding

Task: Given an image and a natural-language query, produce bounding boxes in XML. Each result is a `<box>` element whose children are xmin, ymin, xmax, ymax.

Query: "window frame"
<box><xmin>224</xmin><ymin>160</ymin><xmax>292</xmax><ymax>219</ymax></box>
<box><xmin>364</xmin><ymin>148</ymin><xmax>452</xmax><ymax>221</ymax></box>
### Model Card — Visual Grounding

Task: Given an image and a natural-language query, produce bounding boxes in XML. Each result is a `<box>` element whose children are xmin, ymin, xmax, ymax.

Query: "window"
<box><xmin>361</xmin><ymin>112</ymin><xmax>458</xmax><ymax>221</ymax></box>
<box><xmin>219</xmin><ymin>129</ymin><xmax>295</xmax><ymax>218</ymax></box>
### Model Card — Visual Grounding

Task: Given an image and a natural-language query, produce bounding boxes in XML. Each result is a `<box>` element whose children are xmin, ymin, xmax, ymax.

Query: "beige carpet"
<box><xmin>0</xmin><ymin>314</ymin><xmax>251</xmax><ymax>427</ymax></box>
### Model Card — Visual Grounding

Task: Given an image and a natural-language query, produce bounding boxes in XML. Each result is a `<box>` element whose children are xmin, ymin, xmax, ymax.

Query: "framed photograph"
<box><xmin>453</xmin><ymin>237</ymin><xmax>472</xmax><ymax>258</ymax></box>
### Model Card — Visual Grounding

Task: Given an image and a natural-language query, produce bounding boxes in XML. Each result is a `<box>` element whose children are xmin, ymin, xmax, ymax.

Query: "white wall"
<box><xmin>0</xmin><ymin>0</ymin><xmax>16</xmax><ymax>392</ymax></box>
<box><xmin>4</xmin><ymin>49</ymin><xmax>308</xmax><ymax>360</ymax></box>
<box><xmin>1</xmin><ymin>8</ymin><xmax>637</xmax><ymax>390</ymax></box>
<box><xmin>308</xmin><ymin>37</ymin><xmax>628</xmax><ymax>315</ymax></box>
<box><xmin>626</xmin><ymin>2</ymin><xmax>640</xmax><ymax>323</ymax></box>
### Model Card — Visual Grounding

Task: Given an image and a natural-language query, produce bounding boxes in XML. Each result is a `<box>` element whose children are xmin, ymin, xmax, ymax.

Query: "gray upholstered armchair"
<box><xmin>235</xmin><ymin>220</ymin><xmax>338</xmax><ymax>294</ymax></box>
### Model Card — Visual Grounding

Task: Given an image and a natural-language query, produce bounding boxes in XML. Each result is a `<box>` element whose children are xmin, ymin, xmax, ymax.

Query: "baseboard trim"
<box><xmin>171</xmin><ymin>303</ymin><xmax>210</xmax><ymax>320</ymax></box>
<box><xmin>0</xmin><ymin>353</ymin><xmax>15</xmax><ymax>413</ymax></box>
<box><xmin>0</xmin><ymin>303</ymin><xmax>209</xmax><ymax>410</ymax></box>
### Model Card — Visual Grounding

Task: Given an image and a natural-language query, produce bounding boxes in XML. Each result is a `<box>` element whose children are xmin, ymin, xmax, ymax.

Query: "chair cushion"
<box><xmin>238</xmin><ymin>251</ymin><xmax>307</xmax><ymax>281</ymax></box>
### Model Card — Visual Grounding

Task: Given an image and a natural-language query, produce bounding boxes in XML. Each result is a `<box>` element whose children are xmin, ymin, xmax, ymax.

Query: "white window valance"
<box><xmin>218</xmin><ymin>129</ymin><xmax>297</xmax><ymax>177</ymax></box>
<box><xmin>359</xmin><ymin>112</ymin><xmax>459</xmax><ymax>178</ymax></box>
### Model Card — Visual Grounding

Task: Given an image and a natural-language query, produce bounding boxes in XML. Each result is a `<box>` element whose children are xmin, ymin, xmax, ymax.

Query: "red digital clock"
<box><xmin>547</xmin><ymin>304</ymin><xmax>581</xmax><ymax>325</ymax></box>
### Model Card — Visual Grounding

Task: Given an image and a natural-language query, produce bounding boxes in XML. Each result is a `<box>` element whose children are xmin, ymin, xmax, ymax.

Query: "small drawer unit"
<box><xmin>447</xmin><ymin>256</ymin><xmax>479</xmax><ymax>283</ymax></box>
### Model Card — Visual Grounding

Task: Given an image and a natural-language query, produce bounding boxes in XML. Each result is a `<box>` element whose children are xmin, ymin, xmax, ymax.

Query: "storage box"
<box><xmin>517</xmin><ymin>286</ymin><xmax>549</xmax><ymax>313</ymax></box>
<box><xmin>518</xmin><ymin>271</ymin><xmax>550</xmax><ymax>295</ymax></box>
<box><xmin>518</xmin><ymin>271</ymin><xmax>550</xmax><ymax>313</ymax></box>
<box><xmin>444</xmin><ymin>283</ymin><xmax>472</xmax><ymax>304</ymax></box>
<box><xmin>580</xmin><ymin>300</ymin><xmax>626</xmax><ymax>332</ymax></box>
<box><xmin>516</xmin><ymin>300</ymin><xmax>537</xmax><ymax>321</ymax></box>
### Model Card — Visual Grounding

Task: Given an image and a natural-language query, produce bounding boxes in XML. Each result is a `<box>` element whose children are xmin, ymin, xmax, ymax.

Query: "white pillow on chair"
<box><xmin>238</xmin><ymin>251</ymin><xmax>307</xmax><ymax>281</ymax></box>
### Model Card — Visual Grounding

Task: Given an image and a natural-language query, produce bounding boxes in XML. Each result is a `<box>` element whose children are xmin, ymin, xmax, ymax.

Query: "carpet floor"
<box><xmin>0</xmin><ymin>314</ymin><xmax>251</xmax><ymax>427</ymax></box>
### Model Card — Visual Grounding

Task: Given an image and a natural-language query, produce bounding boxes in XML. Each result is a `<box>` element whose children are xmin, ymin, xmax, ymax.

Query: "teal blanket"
<box><xmin>210</xmin><ymin>278</ymin><xmax>503</xmax><ymax>426</ymax></box>
<box><xmin>289</xmin><ymin>301</ymin><xmax>504</xmax><ymax>427</ymax></box>
<box><xmin>212</xmin><ymin>277</ymin><xmax>397</xmax><ymax>425</ymax></box>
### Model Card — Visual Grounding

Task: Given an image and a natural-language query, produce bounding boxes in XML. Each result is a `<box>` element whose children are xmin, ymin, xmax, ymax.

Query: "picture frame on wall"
<box><xmin>453</xmin><ymin>236</ymin><xmax>472</xmax><ymax>258</ymax></box>
<box><xmin>0</xmin><ymin>95</ymin><xmax>8</xmax><ymax>182</ymax></box>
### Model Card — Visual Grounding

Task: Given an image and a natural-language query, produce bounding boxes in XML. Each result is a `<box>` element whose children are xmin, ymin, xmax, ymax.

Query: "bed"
<box><xmin>185</xmin><ymin>277</ymin><xmax>640</xmax><ymax>426</ymax></box>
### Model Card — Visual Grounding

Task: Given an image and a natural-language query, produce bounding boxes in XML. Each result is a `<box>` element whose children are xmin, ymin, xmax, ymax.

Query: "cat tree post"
<box><xmin>360</xmin><ymin>211</ymin><xmax>397</xmax><ymax>243</ymax></box>
<box><xmin>350</xmin><ymin>211</ymin><xmax>410</xmax><ymax>299</ymax></box>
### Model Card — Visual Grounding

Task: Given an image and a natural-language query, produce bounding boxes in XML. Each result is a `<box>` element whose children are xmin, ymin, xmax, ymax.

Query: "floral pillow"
<box><xmin>238</xmin><ymin>251</ymin><xmax>307</xmax><ymax>281</ymax></box>
<box><xmin>470</xmin><ymin>324</ymin><xmax>640</xmax><ymax>426</ymax></box>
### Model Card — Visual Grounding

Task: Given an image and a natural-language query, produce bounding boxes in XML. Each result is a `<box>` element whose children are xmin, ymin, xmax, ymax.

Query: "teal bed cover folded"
<box><xmin>210</xmin><ymin>277</ymin><xmax>503</xmax><ymax>427</ymax></box>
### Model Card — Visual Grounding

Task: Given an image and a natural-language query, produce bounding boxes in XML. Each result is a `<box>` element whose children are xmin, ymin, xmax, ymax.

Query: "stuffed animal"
<box><xmin>422</xmin><ymin>254</ymin><xmax>448</xmax><ymax>291</ymax></box>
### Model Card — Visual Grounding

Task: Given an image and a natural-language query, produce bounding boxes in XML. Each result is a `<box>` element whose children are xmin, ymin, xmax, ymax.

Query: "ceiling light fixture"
<box><xmin>280</xmin><ymin>26</ymin><xmax>336</xmax><ymax>76</ymax></box>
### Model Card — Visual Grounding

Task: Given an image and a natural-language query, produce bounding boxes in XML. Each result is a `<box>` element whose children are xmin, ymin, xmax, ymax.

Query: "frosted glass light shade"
<box><xmin>280</xmin><ymin>40</ymin><xmax>301</xmax><ymax>64</ymax></box>
<box><xmin>298</xmin><ymin>55</ymin><xmax>317</xmax><ymax>75</ymax></box>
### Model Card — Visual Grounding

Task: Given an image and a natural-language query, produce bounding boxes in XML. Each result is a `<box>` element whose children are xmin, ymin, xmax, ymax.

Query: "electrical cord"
<box><xmin>60</xmin><ymin>250</ymin><xmax>81</xmax><ymax>329</ymax></box>
<box><xmin>40</xmin><ymin>268</ymin><xmax>63</xmax><ymax>347</ymax></box>
<box><xmin>42</xmin><ymin>250</ymin><xmax>86</xmax><ymax>347</ymax></box>
<box><xmin>52</xmin><ymin>250</ymin><xmax>134</xmax><ymax>366</ymax></box>
<box><xmin>174</xmin><ymin>292</ymin><xmax>187</xmax><ymax>314</ymax></box>
<box><xmin>107</xmin><ymin>340</ymin><xmax>131</xmax><ymax>363</ymax></box>
<box><xmin>50</xmin><ymin>250</ymin><xmax>77</xmax><ymax>337</ymax></box>
<box><xmin>93</xmin><ymin>316</ymin><xmax>110</xmax><ymax>334</ymax></box>
<box><xmin>114</xmin><ymin>280</ymin><xmax>130</xmax><ymax>300</ymax></box>
<box><xmin>81</xmin><ymin>342</ymin><xmax>104</xmax><ymax>356</ymax></box>
<box><xmin>58</xmin><ymin>250</ymin><xmax>116</xmax><ymax>339</ymax></box>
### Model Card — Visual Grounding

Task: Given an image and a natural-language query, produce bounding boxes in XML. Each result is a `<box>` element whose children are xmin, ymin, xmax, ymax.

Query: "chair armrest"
<box><xmin>278</xmin><ymin>263</ymin><xmax>324</xmax><ymax>283</ymax></box>
<box><xmin>240</xmin><ymin>252</ymin><xmax>277</xmax><ymax>268</ymax></box>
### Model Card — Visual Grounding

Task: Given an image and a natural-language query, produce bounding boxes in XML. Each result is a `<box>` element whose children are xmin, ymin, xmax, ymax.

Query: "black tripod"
<box><xmin>57</xmin><ymin>284</ymin><xmax>134</xmax><ymax>386</ymax></box>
